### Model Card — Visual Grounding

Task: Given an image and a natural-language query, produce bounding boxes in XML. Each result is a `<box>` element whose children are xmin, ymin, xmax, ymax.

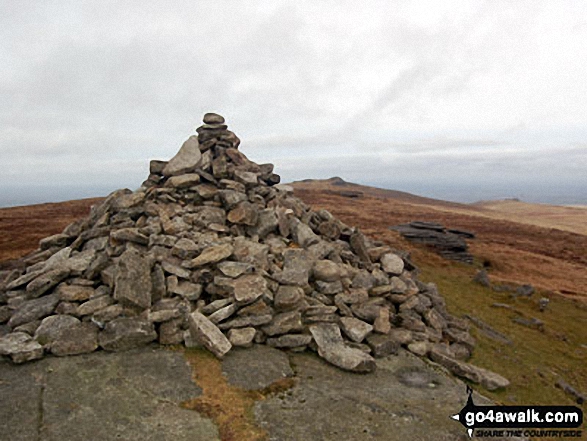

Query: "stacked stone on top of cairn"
<box><xmin>0</xmin><ymin>113</ymin><xmax>509</xmax><ymax>390</ymax></box>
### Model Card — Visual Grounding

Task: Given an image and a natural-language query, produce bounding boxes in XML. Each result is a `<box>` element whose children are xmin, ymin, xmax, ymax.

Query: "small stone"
<box><xmin>227</xmin><ymin>202</ymin><xmax>258</xmax><ymax>226</ymax></box>
<box><xmin>309</xmin><ymin>323</ymin><xmax>376</xmax><ymax>373</ymax></box>
<box><xmin>56</xmin><ymin>284</ymin><xmax>94</xmax><ymax>302</ymax></box>
<box><xmin>423</xmin><ymin>308</ymin><xmax>447</xmax><ymax>332</ymax></box>
<box><xmin>110</xmin><ymin>228</ymin><xmax>149</xmax><ymax>245</ymax></box>
<box><xmin>233</xmin><ymin>169</ymin><xmax>259</xmax><ymax>186</ymax></box>
<box><xmin>233</xmin><ymin>274</ymin><xmax>269</xmax><ymax>306</ymax></box>
<box><xmin>207</xmin><ymin>303</ymin><xmax>238</xmax><ymax>324</ymax></box>
<box><xmin>274</xmin><ymin>285</ymin><xmax>304</xmax><ymax>311</ymax></box>
<box><xmin>99</xmin><ymin>317</ymin><xmax>157</xmax><ymax>351</ymax></box>
<box><xmin>381</xmin><ymin>253</ymin><xmax>404</xmax><ymax>275</ymax></box>
<box><xmin>340</xmin><ymin>317</ymin><xmax>373</xmax><ymax>343</ymax></box>
<box><xmin>189</xmin><ymin>244</ymin><xmax>233</xmax><ymax>267</ymax></box>
<box><xmin>8</xmin><ymin>294</ymin><xmax>60</xmax><ymax>328</ymax></box>
<box><xmin>266</xmin><ymin>334</ymin><xmax>312</xmax><ymax>348</ymax></box>
<box><xmin>149</xmin><ymin>160</ymin><xmax>168</xmax><ymax>174</ymax></box>
<box><xmin>26</xmin><ymin>269</ymin><xmax>70</xmax><ymax>297</ymax></box>
<box><xmin>171</xmin><ymin>238</ymin><xmax>199</xmax><ymax>260</ymax></box>
<box><xmin>77</xmin><ymin>295</ymin><xmax>114</xmax><ymax>316</ymax></box>
<box><xmin>262</xmin><ymin>311</ymin><xmax>303</xmax><ymax>336</ymax></box>
<box><xmin>165</xmin><ymin>173</ymin><xmax>201</xmax><ymax>189</ymax></box>
<box><xmin>0</xmin><ymin>332</ymin><xmax>44</xmax><ymax>364</ymax></box>
<box><xmin>312</xmin><ymin>260</ymin><xmax>342</xmax><ymax>282</ymax></box>
<box><xmin>203</xmin><ymin>113</ymin><xmax>225</xmax><ymax>124</ymax></box>
<box><xmin>188</xmin><ymin>311</ymin><xmax>232</xmax><ymax>358</ymax></box>
<box><xmin>429</xmin><ymin>348</ymin><xmax>509</xmax><ymax>390</ymax></box>
<box><xmin>366</xmin><ymin>334</ymin><xmax>400</xmax><ymax>358</ymax></box>
<box><xmin>373</xmin><ymin>307</ymin><xmax>391</xmax><ymax>334</ymax></box>
<box><xmin>34</xmin><ymin>315</ymin><xmax>80</xmax><ymax>345</ymax></box>
<box><xmin>217</xmin><ymin>261</ymin><xmax>253</xmax><ymax>278</ymax></box>
<box><xmin>227</xmin><ymin>327</ymin><xmax>256</xmax><ymax>348</ymax></box>
<box><xmin>387</xmin><ymin>328</ymin><xmax>413</xmax><ymax>345</ymax></box>
<box><xmin>407</xmin><ymin>341</ymin><xmax>430</xmax><ymax>356</ymax></box>
<box><xmin>113</xmin><ymin>248</ymin><xmax>152</xmax><ymax>310</ymax></box>
<box><xmin>51</xmin><ymin>322</ymin><xmax>99</xmax><ymax>356</ymax></box>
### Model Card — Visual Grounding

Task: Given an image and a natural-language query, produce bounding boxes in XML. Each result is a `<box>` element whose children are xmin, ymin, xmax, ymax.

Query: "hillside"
<box><xmin>1</xmin><ymin>180</ymin><xmax>586</xmax><ymax>414</ymax></box>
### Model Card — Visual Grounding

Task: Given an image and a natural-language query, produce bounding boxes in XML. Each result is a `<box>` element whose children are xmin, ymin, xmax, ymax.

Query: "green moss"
<box><xmin>419</xmin><ymin>263</ymin><xmax>587</xmax><ymax>407</ymax></box>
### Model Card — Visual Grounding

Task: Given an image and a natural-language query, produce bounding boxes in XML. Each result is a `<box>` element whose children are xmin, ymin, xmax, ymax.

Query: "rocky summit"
<box><xmin>0</xmin><ymin>114</ymin><xmax>507</xmax><ymax>388</ymax></box>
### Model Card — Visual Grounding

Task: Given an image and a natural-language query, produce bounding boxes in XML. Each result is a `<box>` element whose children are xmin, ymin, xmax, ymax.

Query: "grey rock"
<box><xmin>262</xmin><ymin>311</ymin><xmax>303</xmax><ymax>336</ymax></box>
<box><xmin>189</xmin><ymin>243</ymin><xmax>233</xmax><ymax>267</ymax></box>
<box><xmin>227</xmin><ymin>327</ymin><xmax>256</xmax><ymax>348</ymax></box>
<box><xmin>291</xmin><ymin>220</ymin><xmax>320</xmax><ymax>248</ymax></box>
<box><xmin>217</xmin><ymin>261</ymin><xmax>253</xmax><ymax>278</ymax></box>
<box><xmin>51</xmin><ymin>322</ymin><xmax>99</xmax><ymax>356</ymax></box>
<box><xmin>8</xmin><ymin>294</ymin><xmax>60</xmax><ymax>328</ymax></box>
<box><xmin>340</xmin><ymin>317</ymin><xmax>373</xmax><ymax>343</ymax></box>
<box><xmin>309</xmin><ymin>323</ymin><xmax>376</xmax><ymax>373</ymax></box>
<box><xmin>219</xmin><ymin>189</ymin><xmax>248</xmax><ymax>210</ymax></box>
<box><xmin>110</xmin><ymin>228</ymin><xmax>149</xmax><ymax>245</ymax></box>
<box><xmin>56</xmin><ymin>284</ymin><xmax>94</xmax><ymax>302</ymax></box>
<box><xmin>429</xmin><ymin>348</ymin><xmax>509</xmax><ymax>390</ymax></box>
<box><xmin>366</xmin><ymin>334</ymin><xmax>400</xmax><ymax>358</ymax></box>
<box><xmin>312</xmin><ymin>260</ymin><xmax>342</xmax><ymax>282</ymax></box>
<box><xmin>423</xmin><ymin>308</ymin><xmax>447</xmax><ymax>332</ymax></box>
<box><xmin>380</xmin><ymin>253</ymin><xmax>404</xmax><ymax>275</ymax></box>
<box><xmin>274</xmin><ymin>285</ymin><xmax>304</xmax><ymax>311</ymax></box>
<box><xmin>233</xmin><ymin>169</ymin><xmax>258</xmax><ymax>186</ymax></box>
<box><xmin>267</xmin><ymin>334</ymin><xmax>312</xmax><ymax>348</ymax></box>
<box><xmin>247</xmin><ymin>209</ymin><xmax>279</xmax><ymax>239</ymax></box>
<box><xmin>161</xmin><ymin>260</ymin><xmax>191</xmax><ymax>279</ymax></box>
<box><xmin>162</xmin><ymin>135</ymin><xmax>202</xmax><ymax>176</ymax></box>
<box><xmin>113</xmin><ymin>248</ymin><xmax>152</xmax><ymax>309</ymax></box>
<box><xmin>99</xmin><ymin>317</ymin><xmax>157</xmax><ymax>351</ymax></box>
<box><xmin>169</xmin><ymin>280</ymin><xmax>202</xmax><ymax>301</ymax></box>
<box><xmin>77</xmin><ymin>295</ymin><xmax>114</xmax><ymax>316</ymax></box>
<box><xmin>0</xmin><ymin>332</ymin><xmax>44</xmax><ymax>363</ymax></box>
<box><xmin>207</xmin><ymin>303</ymin><xmax>238</xmax><ymax>324</ymax></box>
<box><xmin>227</xmin><ymin>202</ymin><xmax>258</xmax><ymax>226</ymax></box>
<box><xmin>233</xmin><ymin>274</ymin><xmax>269</xmax><ymax>305</ymax></box>
<box><xmin>164</xmin><ymin>173</ymin><xmax>201</xmax><ymax>188</ymax></box>
<box><xmin>188</xmin><ymin>311</ymin><xmax>232</xmax><ymax>358</ymax></box>
<box><xmin>26</xmin><ymin>268</ymin><xmax>70</xmax><ymax>297</ymax></box>
<box><xmin>171</xmin><ymin>238</ymin><xmax>199</xmax><ymax>259</ymax></box>
<box><xmin>149</xmin><ymin>159</ymin><xmax>168</xmax><ymax>174</ymax></box>
<box><xmin>203</xmin><ymin>112</ymin><xmax>225</xmax><ymax>124</ymax></box>
<box><xmin>388</xmin><ymin>328</ymin><xmax>413</xmax><ymax>345</ymax></box>
<box><xmin>349</xmin><ymin>230</ymin><xmax>371</xmax><ymax>264</ymax></box>
<box><xmin>315</xmin><ymin>279</ymin><xmax>343</xmax><ymax>295</ymax></box>
<box><xmin>34</xmin><ymin>315</ymin><xmax>81</xmax><ymax>345</ymax></box>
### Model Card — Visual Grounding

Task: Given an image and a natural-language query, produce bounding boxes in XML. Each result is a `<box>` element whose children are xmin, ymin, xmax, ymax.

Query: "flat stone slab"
<box><xmin>221</xmin><ymin>345</ymin><xmax>293</xmax><ymax>390</ymax></box>
<box><xmin>254</xmin><ymin>350</ymin><xmax>514</xmax><ymax>441</ymax></box>
<box><xmin>0</xmin><ymin>347</ymin><xmax>219</xmax><ymax>441</ymax></box>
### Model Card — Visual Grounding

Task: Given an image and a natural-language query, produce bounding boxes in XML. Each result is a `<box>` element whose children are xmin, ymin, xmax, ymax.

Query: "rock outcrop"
<box><xmin>0</xmin><ymin>113</ymin><xmax>506</xmax><ymax>387</ymax></box>
<box><xmin>390</xmin><ymin>221</ymin><xmax>475</xmax><ymax>263</ymax></box>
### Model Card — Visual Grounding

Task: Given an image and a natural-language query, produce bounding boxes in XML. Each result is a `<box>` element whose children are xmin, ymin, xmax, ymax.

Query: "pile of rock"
<box><xmin>390</xmin><ymin>221</ymin><xmax>475</xmax><ymax>264</ymax></box>
<box><xmin>0</xmin><ymin>114</ymin><xmax>507</xmax><ymax>388</ymax></box>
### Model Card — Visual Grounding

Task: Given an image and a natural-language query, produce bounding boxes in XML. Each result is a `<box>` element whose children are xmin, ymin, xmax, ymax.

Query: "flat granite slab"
<box><xmin>1</xmin><ymin>346</ymin><xmax>522</xmax><ymax>441</ymax></box>
<box><xmin>0</xmin><ymin>347</ymin><xmax>219</xmax><ymax>441</ymax></box>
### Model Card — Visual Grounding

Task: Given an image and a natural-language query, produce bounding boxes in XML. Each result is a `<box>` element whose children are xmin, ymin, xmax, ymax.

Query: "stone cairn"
<box><xmin>0</xmin><ymin>114</ymin><xmax>508</xmax><ymax>389</ymax></box>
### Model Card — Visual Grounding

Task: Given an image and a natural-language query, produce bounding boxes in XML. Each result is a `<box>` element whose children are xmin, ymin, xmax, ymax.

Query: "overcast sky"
<box><xmin>1</xmin><ymin>0</ymin><xmax>586</xmax><ymax>206</ymax></box>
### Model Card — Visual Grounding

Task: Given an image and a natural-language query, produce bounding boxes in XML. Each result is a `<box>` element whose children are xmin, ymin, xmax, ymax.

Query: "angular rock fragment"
<box><xmin>188</xmin><ymin>311</ymin><xmax>232</xmax><ymax>358</ymax></box>
<box><xmin>99</xmin><ymin>317</ymin><xmax>157</xmax><ymax>351</ymax></box>
<box><xmin>309</xmin><ymin>323</ymin><xmax>376</xmax><ymax>373</ymax></box>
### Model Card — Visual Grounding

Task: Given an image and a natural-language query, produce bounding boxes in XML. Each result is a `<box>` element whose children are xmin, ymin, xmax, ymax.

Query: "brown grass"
<box><xmin>292</xmin><ymin>181</ymin><xmax>587</xmax><ymax>300</ymax></box>
<box><xmin>0</xmin><ymin>198</ymin><xmax>103</xmax><ymax>265</ymax></box>
<box><xmin>181</xmin><ymin>348</ymin><xmax>296</xmax><ymax>441</ymax></box>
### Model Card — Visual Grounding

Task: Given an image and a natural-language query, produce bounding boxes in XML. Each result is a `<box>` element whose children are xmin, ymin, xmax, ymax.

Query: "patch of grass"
<box><xmin>419</xmin><ymin>262</ymin><xmax>587</xmax><ymax>408</ymax></box>
<box><xmin>180</xmin><ymin>348</ymin><xmax>296</xmax><ymax>441</ymax></box>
